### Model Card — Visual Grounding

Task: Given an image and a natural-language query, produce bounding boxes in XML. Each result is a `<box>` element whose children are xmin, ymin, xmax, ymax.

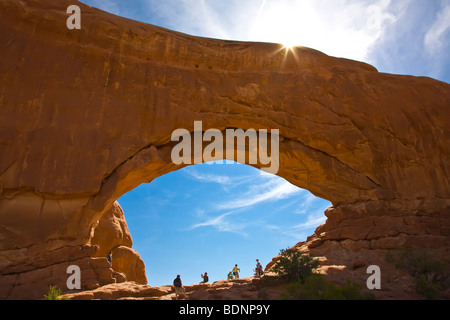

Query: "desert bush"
<box><xmin>272</xmin><ymin>248</ymin><xmax>320</xmax><ymax>283</ymax></box>
<box><xmin>385</xmin><ymin>248</ymin><xmax>449</xmax><ymax>299</ymax></box>
<box><xmin>43</xmin><ymin>285</ymin><xmax>69</xmax><ymax>300</ymax></box>
<box><xmin>281</xmin><ymin>274</ymin><xmax>375</xmax><ymax>300</ymax></box>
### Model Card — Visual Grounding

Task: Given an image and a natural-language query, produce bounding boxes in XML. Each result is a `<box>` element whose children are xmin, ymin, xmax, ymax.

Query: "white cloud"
<box><xmin>424</xmin><ymin>4</ymin><xmax>450</xmax><ymax>53</ymax></box>
<box><xmin>147</xmin><ymin>0</ymin><xmax>399</xmax><ymax>62</ymax></box>
<box><xmin>294</xmin><ymin>193</ymin><xmax>319</xmax><ymax>214</ymax></box>
<box><xmin>290</xmin><ymin>209</ymin><xmax>327</xmax><ymax>231</ymax></box>
<box><xmin>184</xmin><ymin>169</ymin><xmax>233</xmax><ymax>185</ymax></box>
<box><xmin>188</xmin><ymin>211</ymin><xmax>238</xmax><ymax>232</ymax></box>
<box><xmin>185</xmin><ymin>168</ymin><xmax>306</xmax><ymax>235</ymax></box>
<box><xmin>187</xmin><ymin>208</ymin><xmax>252</xmax><ymax>237</ymax></box>
<box><xmin>84</xmin><ymin>0</ymin><xmax>121</xmax><ymax>15</ymax></box>
<box><xmin>215</xmin><ymin>176</ymin><xmax>302</xmax><ymax>210</ymax></box>
<box><xmin>264</xmin><ymin>207</ymin><xmax>327</xmax><ymax>242</ymax></box>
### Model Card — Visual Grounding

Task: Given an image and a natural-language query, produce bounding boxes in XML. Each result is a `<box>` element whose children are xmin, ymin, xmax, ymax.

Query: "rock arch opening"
<box><xmin>114</xmin><ymin>161</ymin><xmax>331</xmax><ymax>286</ymax></box>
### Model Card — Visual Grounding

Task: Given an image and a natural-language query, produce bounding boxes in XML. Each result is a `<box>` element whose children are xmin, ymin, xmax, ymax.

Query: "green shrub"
<box><xmin>281</xmin><ymin>274</ymin><xmax>375</xmax><ymax>300</ymax></box>
<box><xmin>385</xmin><ymin>248</ymin><xmax>449</xmax><ymax>299</ymax></box>
<box><xmin>43</xmin><ymin>285</ymin><xmax>69</xmax><ymax>300</ymax></box>
<box><xmin>272</xmin><ymin>248</ymin><xmax>320</xmax><ymax>283</ymax></box>
<box><xmin>414</xmin><ymin>274</ymin><xmax>442</xmax><ymax>300</ymax></box>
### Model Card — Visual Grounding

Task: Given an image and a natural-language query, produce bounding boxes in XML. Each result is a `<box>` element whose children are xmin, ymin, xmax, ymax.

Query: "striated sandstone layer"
<box><xmin>0</xmin><ymin>0</ymin><xmax>449</xmax><ymax>299</ymax></box>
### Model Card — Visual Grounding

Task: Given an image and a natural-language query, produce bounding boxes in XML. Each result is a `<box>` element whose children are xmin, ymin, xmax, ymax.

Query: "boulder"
<box><xmin>111</xmin><ymin>246</ymin><xmax>147</xmax><ymax>285</ymax></box>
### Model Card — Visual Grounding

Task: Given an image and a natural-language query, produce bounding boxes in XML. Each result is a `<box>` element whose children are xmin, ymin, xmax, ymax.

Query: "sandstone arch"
<box><xmin>0</xmin><ymin>0</ymin><xmax>449</xmax><ymax>299</ymax></box>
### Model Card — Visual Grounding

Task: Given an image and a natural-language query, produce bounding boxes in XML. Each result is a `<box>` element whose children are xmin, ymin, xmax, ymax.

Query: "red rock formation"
<box><xmin>0</xmin><ymin>0</ymin><xmax>449</xmax><ymax>299</ymax></box>
<box><xmin>91</xmin><ymin>201</ymin><xmax>133</xmax><ymax>258</ymax></box>
<box><xmin>111</xmin><ymin>246</ymin><xmax>147</xmax><ymax>285</ymax></box>
<box><xmin>90</xmin><ymin>201</ymin><xmax>147</xmax><ymax>284</ymax></box>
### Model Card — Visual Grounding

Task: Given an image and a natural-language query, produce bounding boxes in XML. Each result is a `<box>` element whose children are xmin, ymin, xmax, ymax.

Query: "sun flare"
<box><xmin>282</xmin><ymin>41</ymin><xmax>296</xmax><ymax>51</ymax></box>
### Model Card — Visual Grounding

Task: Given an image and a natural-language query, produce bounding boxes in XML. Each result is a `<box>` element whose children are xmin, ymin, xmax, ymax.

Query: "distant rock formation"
<box><xmin>0</xmin><ymin>0</ymin><xmax>449</xmax><ymax>299</ymax></box>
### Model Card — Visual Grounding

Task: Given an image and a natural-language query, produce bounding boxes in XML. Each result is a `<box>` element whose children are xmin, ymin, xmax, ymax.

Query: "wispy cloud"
<box><xmin>290</xmin><ymin>210</ymin><xmax>327</xmax><ymax>231</ymax></box>
<box><xmin>215</xmin><ymin>177</ymin><xmax>302</xmax><ymax>210</ymax></box>
<box><xmin>185</xmin><ymin>169</ymin><xmax>305</xmax><ymax>236</ymax></box>
<box><xmin>180</xmin><ymin>156</ymin><xmax>334</xmax><ymax>240</ymax></box>
<box><xmin>424</xmin><ymin>3</ymin><xmax>450</xmax><ymax>53</ymax></box>
<box><xmin>184</xmin><ymin>169</ymin><xmax>233</xmax><ymax>185</ymax></box>
<box><xmin>146</xmin><ymin>0</ymin><xmax>400</xmax><ymax>62</ymax></box>
<box><xmin>294</xmin><ymin>193</ymin><xmax>319</xmax><ymax>215</ymax></box>
<box><xmin>83</xmin><ymin>0</ymin><xmax>121</xmax><ymax>15</ymax></box>
<box><xmin>187</xmin><ymin>210</ymin><xmax>251</xmax><ymax>237</ymax></box>
<box><xmin>264</xmin><ymin>206</ymin><xmax>328</xmax><ymax>242</ymax></box>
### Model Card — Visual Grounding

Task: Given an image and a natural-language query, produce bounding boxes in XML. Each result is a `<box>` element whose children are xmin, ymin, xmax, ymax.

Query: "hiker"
<box><xmin>255</xmin><ymin>259</ymin><xmax>263</xmax><ymax>277</ymax></box>
<box><xmin>232</xmin><ymin>264</ymin><xmax>240</xmax><ymax>279</ymax></box>
<box><xmin>107</xmin><ymin>251</ymin><xmax>112</xmax><ymax>266</ymax></box>
<box><xmin>173</xmin><ymin>274</ymin><xmax>185</xmax><ymax>299</ymax></box>
<box><xmin>200</xmin><ymin>272</ymin><xmax>209</xmax><ymax>283</ymax></box>
<box><xmin>227</xmin><ymin>271</ymin><xmax>234</xmax><ymax>280</ymax></box>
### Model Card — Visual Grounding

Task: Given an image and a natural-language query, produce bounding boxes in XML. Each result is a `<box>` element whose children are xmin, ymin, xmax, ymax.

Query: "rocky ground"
<box><xmin>61</xmin><ymin>276</ymin><xmax>284</xmax><ymax>300</ymax></box>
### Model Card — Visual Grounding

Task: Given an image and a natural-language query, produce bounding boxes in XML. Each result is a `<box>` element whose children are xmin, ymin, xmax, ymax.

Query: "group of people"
<box><xmin>172</xmin><ymin>259</ymin><xmax>264</xmax><ymax>299</ymax></box>
<box><xmin>227</xmin><ymin>259</ymin><xmax>263</xmax><ymax>279</ymax></box>
<box><xmin>227</xmin><ymin>264</ymin><xmax>240</xmax><ymax>279</ymax></box>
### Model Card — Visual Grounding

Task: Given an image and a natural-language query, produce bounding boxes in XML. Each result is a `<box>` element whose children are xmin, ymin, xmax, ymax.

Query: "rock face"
<box><xmin>0</xmin><ymin>0</ymin><xmax>449</xmax><ymax>299</ymax></box>
<box><xmin>266</xmin><ymin>203</ymin><xmax>449</xmax><ymax>299</ymax></box>
<box><xmin>0</xmin><ymin>200</ymin><xmax>146</xmax><ymax>299</ymax></box>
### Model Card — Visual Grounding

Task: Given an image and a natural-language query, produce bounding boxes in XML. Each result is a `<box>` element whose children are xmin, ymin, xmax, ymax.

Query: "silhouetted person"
<box><xmin>255</xmin><ymin>259</ymin><xmax>263</xmax><ymax>277</ymax></box>
<box><xmin>173</xmin><ymin>274</ymin><xmax>185</xmax><ymax>299</ymax></box>
<box><xmin>200</xmin><ymin>272</ymin><xmax>209</xmax><ymax>283</ymax></box>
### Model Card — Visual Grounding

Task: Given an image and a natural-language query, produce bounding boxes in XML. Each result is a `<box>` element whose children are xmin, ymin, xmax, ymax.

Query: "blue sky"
<box><xmin>119</xmin><ymin>161</ymin><xmax>329</xmax><ymax>285</ymax></box>
<box><xmin>79</xmin><ymin>0</ymin><xmax>450</xmax><ymax>286</ymax></box>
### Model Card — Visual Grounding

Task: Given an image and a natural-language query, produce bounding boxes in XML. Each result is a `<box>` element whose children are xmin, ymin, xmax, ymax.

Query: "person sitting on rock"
<box><xmin>227</xmin><ymin>271</ymin><xmax>234</xmax><ymax>280</ymax></box>
<box><xmin>200</xmin><ymin>272</ymin><xmax>209</xmax><ymax>283</ymax></box>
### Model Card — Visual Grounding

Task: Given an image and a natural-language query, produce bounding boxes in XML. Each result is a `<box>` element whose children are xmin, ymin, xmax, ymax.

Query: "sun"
<box><xmin>279</xmin><ymin>33</ymin><xmax>300</xmax><ymax>51</ymax></box>
<box><xmin>248</xmin><ymin>1</ymin><xmax>303</xmax><ymax>51</ymax></box>
<box><xmin>273</xmin><ymin>26</ymin><xmax>301</xmax><ymax>51</ymax></box>
<box><xmin>282</xmin><ymin>41</ymin><xmax>296</xmax><ymax>51</ymax></box>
